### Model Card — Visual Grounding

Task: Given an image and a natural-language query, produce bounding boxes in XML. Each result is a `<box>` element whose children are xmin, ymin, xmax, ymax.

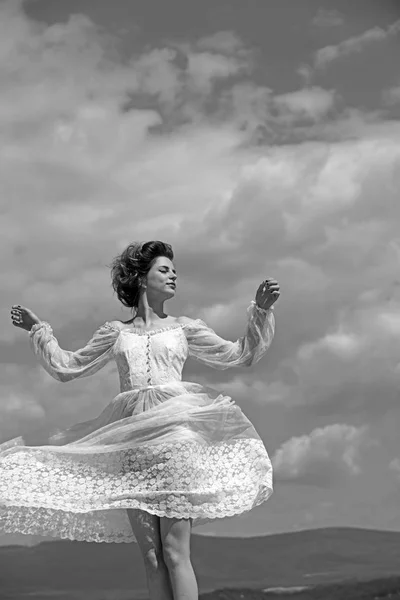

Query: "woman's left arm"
<box><xmin>185</xmin><ymin>278</ymin><xmax>280</xmax><ymax>369</ymax></box>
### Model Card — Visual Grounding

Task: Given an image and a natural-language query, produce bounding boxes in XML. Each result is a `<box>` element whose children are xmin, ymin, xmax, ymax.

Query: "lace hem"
<box><xmin>0</xmin><ymin>438</ymin><xmax>272</xmax><ymax>543</ymax></box>
<box><xmin>0</xmin><ymin>485</ymin><xmax>272</xmax><ymax>543</ymax></box>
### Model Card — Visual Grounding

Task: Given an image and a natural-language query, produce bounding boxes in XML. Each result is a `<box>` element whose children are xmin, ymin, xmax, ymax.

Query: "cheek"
<box><xmin>149</xmin><ymin>274</ymin><xmax>164</xmax><ymax>287</ymax></box>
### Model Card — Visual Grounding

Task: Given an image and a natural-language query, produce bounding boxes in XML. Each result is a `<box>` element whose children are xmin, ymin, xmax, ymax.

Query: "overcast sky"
<box><xmin>1</xmin><ymin>0</ymin><xmax>400</xmax><ymax>545</ymax></box>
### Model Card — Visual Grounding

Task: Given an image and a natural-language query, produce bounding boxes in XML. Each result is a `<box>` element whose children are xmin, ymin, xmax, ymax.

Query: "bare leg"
<box><xmin>160</xmin><ymin>517</ymin><xmax>198</xmax><ymax>600</ymax></box>
<box><xmin>127</xmin><ymin>509</ymin><xmax>173</xmax><ymax>600</ymax></box>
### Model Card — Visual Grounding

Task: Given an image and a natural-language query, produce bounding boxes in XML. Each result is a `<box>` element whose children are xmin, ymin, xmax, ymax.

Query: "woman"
<box><xmin>3</xmin><ymin>240</ymin><xmax>280</xmax><ymax>600</ymax></box>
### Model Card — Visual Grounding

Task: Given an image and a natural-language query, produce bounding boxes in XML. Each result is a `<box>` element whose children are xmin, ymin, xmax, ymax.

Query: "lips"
<box><xmin>167</xmin><ymin>283</ymin><xmax>176</xmax><ymax>289</ymax></box>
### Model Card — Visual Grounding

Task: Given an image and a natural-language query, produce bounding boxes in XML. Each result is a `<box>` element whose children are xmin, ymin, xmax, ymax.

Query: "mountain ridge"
<box><xmin>1</xmin><ymin>527</ymin><xmax>400</xmax><ymax>595</ymax></box>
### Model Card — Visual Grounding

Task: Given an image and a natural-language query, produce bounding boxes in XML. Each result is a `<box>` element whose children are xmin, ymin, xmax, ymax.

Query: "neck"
<box><xmin>134</xmin><ymin>292</ymin><xmax>166</xmax><ymax>323</ymax></box>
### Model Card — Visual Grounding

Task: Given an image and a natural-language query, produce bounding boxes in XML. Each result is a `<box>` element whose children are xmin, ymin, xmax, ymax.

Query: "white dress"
<box><xmin>0</xmin><ymin>302</ymin><xmax>275</xmax><ymax>543</ymax></box>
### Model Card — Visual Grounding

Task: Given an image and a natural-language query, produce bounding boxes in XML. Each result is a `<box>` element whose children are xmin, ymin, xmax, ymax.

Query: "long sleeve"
<box><xmin>184</xmin><ymin>301</ymin><xmax>275</xmax><ymax>370</ymax></box>
<box><xmin>29</xmin><ymin>321</ymin><xmax>119</xmax><ymax>382</ymax></box>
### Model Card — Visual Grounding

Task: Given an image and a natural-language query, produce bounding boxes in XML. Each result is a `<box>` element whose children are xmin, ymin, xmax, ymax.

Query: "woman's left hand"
<box><xmin>255</xmin><ymin>278</ymin><xmax>280</xmax><ymax>311</ymax></box>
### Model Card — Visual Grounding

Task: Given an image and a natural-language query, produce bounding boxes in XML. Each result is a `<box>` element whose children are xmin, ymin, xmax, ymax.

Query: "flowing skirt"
<box><xmin>0</xmin><ymin>382</ymin><xmax>273</xmax><ymax>543</ymax></box>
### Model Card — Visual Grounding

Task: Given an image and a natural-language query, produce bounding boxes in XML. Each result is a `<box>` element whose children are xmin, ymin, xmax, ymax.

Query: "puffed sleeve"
<box><xmin>29</xmin><ymin>321</ymin><xmax>119</xmax><ymax>382</ymax></box>
<box><xmin>184</xmin><ymin>301</ymin><xmax>275</xmax><ymax>369</ymax></box>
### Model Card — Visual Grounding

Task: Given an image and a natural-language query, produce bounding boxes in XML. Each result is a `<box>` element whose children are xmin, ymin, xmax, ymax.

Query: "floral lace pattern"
<box><xmin>1</xmin><ymin>302</ymin><xmax>275</xmax><ymax>543</ymax></box>
<box><xmin>0</xmin><ymin>439</ymin><xmax>272</xmax><ymax>543</ymax></box>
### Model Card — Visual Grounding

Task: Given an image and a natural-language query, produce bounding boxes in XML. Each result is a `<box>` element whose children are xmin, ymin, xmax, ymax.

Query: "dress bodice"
<box><xmin>28</xmin><ymin>302</ymin><xmax>275</xmax><ymax>387</ymax></box>
<box><xmin>114</xmin><ymin>326</ymin><xmax>189</xmax><ymax>391</ymax></box>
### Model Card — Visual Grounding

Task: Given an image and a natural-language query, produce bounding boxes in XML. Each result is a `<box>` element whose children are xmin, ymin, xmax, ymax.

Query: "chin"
<box><xmin>162</xmin><ymin>287</ymin><xmax>176</xmax><ymax>299</ymax></box>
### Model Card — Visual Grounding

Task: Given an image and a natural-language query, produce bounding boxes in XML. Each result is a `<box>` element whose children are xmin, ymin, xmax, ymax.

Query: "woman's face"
<box><xmin>145</xmin><ymin>256</ymin><xmax>177</xmax><ymax>300</ymax></box>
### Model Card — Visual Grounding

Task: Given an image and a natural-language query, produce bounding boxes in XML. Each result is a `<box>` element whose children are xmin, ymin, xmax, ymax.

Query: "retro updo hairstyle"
<box><xmin>110</xmin><ymin>241</ymin><xmax>174</xmax><ymax>309</ymax></box>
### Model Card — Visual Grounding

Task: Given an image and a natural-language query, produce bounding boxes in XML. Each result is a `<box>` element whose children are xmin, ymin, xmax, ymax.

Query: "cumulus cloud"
<box><xmin>273</xmin><ymin>424</ymin><xmax>369</xmax><ymax>485</ymax></box>
<box><xmin>314</xmin><ymin>19</ymin><xmax>400</xmax><ymax>69</ymax></box>
<box><xmin>273</xmin><ymin>87</ymin><xmax>336</xmax><ymax>121</ymax></box>
<box><xmin>221</xmin><ymin>83</ymin><xmax>337</xmax><ymax>140</ymax></box>
<box><xmin>171</xmin><ymin>126</ymin><xmax>400</xmax><ymax>424</ymax></box>
<box><xmin>187</xmin><ymin>52</ymin><xmax>246</xmax><ymax>93</ymax></box>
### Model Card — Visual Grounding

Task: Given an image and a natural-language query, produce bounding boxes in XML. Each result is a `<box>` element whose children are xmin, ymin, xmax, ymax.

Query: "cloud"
<box><xmin>272</xmin><ymin>424</ymin><xmax>369</xmax><ymax>485</ymax></box>
<box><xmin>132</xmin><ymin>48</ymin><xmax>182</xmax><ymax>107</ymax></box>
<box><xmin>172</xmin><ymin>124</ymin><xmax>400</xmax><ymax>422</ymax></box>
<box><xmin>186</xmin><ymin>51</ymin><xmax>247</xmax><ymax>94</ymax></box>
<box><xmin>314</xmin><ymin>19</ymin><xmax>400</xmax><ymax>69</ymax></box>
<box><xmin>273</xmin><ymin>87</ymin><xmax>336</xmax><ymax>121</ymax></box>
<box><xmin>130</xmin><ymin>46</ymin><xmax>247</xmax><ymax>109</ymax></box>
<box><xmin>221</xmin><ymin>84</ymin><xmax>337</xmax><ymax>140</ymax></box>
<box><xmin>312</xmin><ymin>9</ymin><xmax>344</xmax><ymax>28</ymax></box>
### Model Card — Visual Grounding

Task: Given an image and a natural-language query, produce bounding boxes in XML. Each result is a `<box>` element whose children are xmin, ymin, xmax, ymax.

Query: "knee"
<box><xmin>142</xmin><ymin>548</ymin><xmax>166</xmax><ymax>575</ymax></box>
<box><xmin>163</xmin><ymin>543</ymin><xmax>190</xmax><ymax>570</ymax></box>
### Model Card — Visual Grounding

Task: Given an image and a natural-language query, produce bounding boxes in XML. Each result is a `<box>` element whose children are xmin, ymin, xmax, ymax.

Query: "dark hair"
<box><xmin>110</xmin><ymin>241</ymin><xmax>174</xmax><ymax>309</ymax></box>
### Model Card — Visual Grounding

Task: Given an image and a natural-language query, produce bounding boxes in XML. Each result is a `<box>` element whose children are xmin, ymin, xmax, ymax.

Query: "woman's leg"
<box><xmin>127</xmin><ymin>509</ymin><xmax>173</xmax><ymax>600</ymax></box>
<box><xmin>160</xmin><ymin>517</ymin><xmax>198</xmax><ymax>600</ymax></box>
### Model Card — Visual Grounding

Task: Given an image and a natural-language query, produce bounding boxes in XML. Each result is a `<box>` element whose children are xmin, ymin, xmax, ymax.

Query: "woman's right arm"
<box><xmin>29</xmin><ymin>321</ymin><xmax>119</xmax><ymax>382</ymax></box>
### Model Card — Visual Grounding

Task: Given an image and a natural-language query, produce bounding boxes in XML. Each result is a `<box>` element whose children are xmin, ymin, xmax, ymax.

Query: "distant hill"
<box><xmin>1</xmin><ymin>527</ymin><xmax>400</xmax><ymax>597</ymax></box>
<box><xmin>201</xmin><ymin>577</ymin><xmax>400</xmax><ymax>599</ymax></box>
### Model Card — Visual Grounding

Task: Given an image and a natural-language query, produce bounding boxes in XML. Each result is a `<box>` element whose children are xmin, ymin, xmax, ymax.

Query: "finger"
<box><xmin>262</xmin><ymin>281</ymin><xmax>276</xmax><ymax>289</ymax></box>
<box><xmin>261</xmin><ymin>287</ymin><xmax>279</xmax><ymax>297</ymax></box>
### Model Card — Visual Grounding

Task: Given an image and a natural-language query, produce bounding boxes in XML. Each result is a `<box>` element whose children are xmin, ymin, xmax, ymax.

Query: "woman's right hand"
<box><xmin>11</xmin><ymin>305</ymin><xmax>42</xmax><ymax>332</ymax></box>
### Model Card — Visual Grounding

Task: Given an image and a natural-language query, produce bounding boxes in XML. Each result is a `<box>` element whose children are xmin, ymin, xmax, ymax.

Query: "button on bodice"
<box><xmin>113</xmin><ymin>326</ymin><xmax>189</xmax><ymax>392</ymax></box>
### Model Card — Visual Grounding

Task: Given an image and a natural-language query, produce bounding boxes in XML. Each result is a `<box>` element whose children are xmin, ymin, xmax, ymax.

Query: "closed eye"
<box><xmin>160</xmin><ymin>268</ymin><xmax>177</xmax><ymax>275</ymax></box>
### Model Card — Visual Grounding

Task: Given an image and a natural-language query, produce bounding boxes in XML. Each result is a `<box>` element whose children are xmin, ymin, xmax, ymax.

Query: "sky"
<box><xmin>1</xmin><ymin>0</ymin><xmax>400</xmax><ymax>545</ymax></box>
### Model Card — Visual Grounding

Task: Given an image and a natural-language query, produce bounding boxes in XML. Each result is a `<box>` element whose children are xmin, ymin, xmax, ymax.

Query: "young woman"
<box><xmin>3</xmin><ymin>240</ymin><xmax>280</xmax><ymax>600</ymax></box>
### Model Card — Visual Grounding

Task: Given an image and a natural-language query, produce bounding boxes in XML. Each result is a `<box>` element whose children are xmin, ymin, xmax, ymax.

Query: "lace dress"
<box><xmin>0</xmin><ymin>302</ymin><xmax>275</xmax><ymax>543</ymax></box>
